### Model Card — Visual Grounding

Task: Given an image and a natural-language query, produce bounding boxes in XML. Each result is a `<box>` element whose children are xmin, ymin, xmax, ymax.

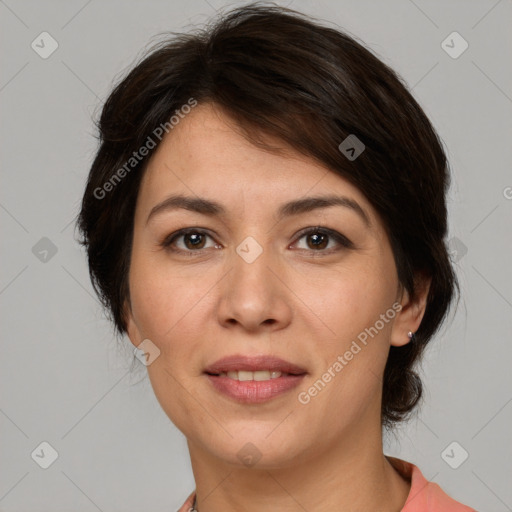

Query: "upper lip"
<box><xmin>204</xmin><ymin>355</ymin><xmax>307</xmax><ymax>375</ymax></box>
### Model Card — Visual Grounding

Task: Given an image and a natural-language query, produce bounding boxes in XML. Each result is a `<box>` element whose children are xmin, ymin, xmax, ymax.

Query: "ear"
<box><xmin>123</xmin><ymin>300</ymin><xmax>143</xmax><ymax>350</ymax></box>
<box><xmin>390</xmin><ymin>272</ymin><xmax>431</xmax><ymax>347</ymax></box>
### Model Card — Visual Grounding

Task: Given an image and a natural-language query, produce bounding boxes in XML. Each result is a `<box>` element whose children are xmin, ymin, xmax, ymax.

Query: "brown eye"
<box><xmin>182</xmin><ymin>232</ymin><xmax>207</xmax><ymax>250</ymax></box>
<box><xmin>162</xmin><ymin>229</ymin><xmax>217</xmax><ymax>253</ymax></box>
<box><xmin>305</xmin><ymin>232</ymin><xmax>329</xmax><ymax>250</ymax></box>
<box><xmin>293</xmin><ymin>227</ymin><xmax>353</xmax><ymax>253</ymax></box>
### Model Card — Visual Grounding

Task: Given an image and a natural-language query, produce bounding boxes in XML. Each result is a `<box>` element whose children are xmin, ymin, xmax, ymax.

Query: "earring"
<box><xmin>407</xmin><ymin>331</ymin><xmax>414</xmax><ymax>339</ymax></box>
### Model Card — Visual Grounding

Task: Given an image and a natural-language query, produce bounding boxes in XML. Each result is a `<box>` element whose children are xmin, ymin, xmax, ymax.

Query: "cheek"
<box><xmin>301</xmin><ymin>259</ymin><xmax>396</xmax><ymax>403</ymax></box>
<box><xmin>298</xmin><ymin>278</ymin><xmax>394</xmax><ymax>425</ymax></box>
<box><xmin>129</xmin><ymin>249</ymin><xmax>212</xmax><ymax>340</ymax></box>
<box><xmin>310</xmin><ymin>265</ymin><xmax>394</xmax><ymax>344</ymax></box>
<box><xmin>128</xmin><ymin>259</ymin><xmax>216</xmax><ymax>430</ymax></box>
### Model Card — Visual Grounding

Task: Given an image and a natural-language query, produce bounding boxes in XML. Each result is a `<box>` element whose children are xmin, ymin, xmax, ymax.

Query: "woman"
<box><xmin>77</xmin><ymin>4</ymin><xmax>476</xmax><ymax>511</ymax></box>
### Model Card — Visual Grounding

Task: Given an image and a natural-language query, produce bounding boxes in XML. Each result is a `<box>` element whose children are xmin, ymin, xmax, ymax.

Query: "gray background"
<box><xmin>1</xmin><ymin>0</ymin><xmax>511</xmax><ymax>510</ymax></box>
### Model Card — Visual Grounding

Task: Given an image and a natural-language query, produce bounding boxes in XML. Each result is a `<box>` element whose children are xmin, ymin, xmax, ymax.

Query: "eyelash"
<box><xmin>160</xmin><ymin>226</ymin><xmax>354</xmax><ymax>256</ymax></box>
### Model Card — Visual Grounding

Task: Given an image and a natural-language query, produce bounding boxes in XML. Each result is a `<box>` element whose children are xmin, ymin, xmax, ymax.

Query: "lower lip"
<box><xmin>205</xmin><ymin>374</ymin><xmax>306</xmax><ymax>403</ymax></box>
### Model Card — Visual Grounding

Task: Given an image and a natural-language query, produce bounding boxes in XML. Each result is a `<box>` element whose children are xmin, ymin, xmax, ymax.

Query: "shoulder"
<box><xmin>387</xmin><ymin>456</ymin><xmax>477</xmax><ymax>512</ymax></box>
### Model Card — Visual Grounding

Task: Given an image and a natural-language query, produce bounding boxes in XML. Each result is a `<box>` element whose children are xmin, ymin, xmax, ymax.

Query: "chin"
<box><xmin>202</xmin><ymin>429</ymin><xmax>308</xmax><ymax>470</ymax></box>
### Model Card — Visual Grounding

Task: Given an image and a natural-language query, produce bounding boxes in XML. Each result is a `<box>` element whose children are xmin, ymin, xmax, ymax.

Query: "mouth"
<box><xmin>207</xmin><ymin>369</ymin><xmax>296</xmax><ymax>380</ymax></box>
<box><xmin>204</xmin><ymin>355</ymin><xmax>307</xmax><ymax>403</ymax></box>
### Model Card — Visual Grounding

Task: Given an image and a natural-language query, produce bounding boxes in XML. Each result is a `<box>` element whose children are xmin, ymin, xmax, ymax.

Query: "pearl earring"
<box><xmin>407</xmin><ymin>331</ymin><xmax>414</xmax><ymax>339</ymax></box>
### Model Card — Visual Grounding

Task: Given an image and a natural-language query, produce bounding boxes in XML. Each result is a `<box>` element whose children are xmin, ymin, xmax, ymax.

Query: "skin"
<box><xmin>125</xmin><ymin>102</ymin><xmax>431</xmax><ymax>511</ymax></box>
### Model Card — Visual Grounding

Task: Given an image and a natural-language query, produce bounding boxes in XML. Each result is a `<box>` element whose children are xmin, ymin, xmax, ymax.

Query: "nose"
<box><xmin>216</xmin><ymin>239</ymin><xmax>293</xmax><ymax>333</ymax></box>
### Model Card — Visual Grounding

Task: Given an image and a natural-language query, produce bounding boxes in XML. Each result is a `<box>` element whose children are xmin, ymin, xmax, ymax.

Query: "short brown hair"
<box><xmin>77</xmin><ymin>3</ymin><xmax>459</xmax><ymax>429</ymax></box>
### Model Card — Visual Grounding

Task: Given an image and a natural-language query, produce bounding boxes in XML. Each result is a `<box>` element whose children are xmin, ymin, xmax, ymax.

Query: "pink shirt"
<box><xmin>388</xmin><ymin>456</ymin><xmax>476</xmax><ymax>511</ymax></box>
<box><xmin>178</xmin><ymin>456</ymin><xmax>476</xmax><ymax>511</ymax></box>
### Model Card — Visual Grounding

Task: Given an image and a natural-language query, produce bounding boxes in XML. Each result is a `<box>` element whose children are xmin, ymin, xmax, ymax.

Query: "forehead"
<box><xmin>138</xmin><ymin>102</ymin><xmax>378</xmax><ymax>224</ymax></box>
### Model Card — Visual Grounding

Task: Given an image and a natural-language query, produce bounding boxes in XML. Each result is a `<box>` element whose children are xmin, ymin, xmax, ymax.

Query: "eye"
<box><xmin>161</xmin><ymin>226</ymin><xmax>353</xmax><ymax>255</ymax></box>
<box><xmin>292</xmin><ymin>227</ymin><xmax>353</xmax><ymax>253</ymax></box>
<box><xmin>161</xmin><ymin>229</ymin><xmax>219</xmax><ymax>253</ymax></box>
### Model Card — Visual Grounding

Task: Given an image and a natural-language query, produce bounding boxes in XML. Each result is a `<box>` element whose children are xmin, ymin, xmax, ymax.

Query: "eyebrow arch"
<box><xmin>146</xmin><ymin>193</ymin><xmax>371</xmax><ymax>227</ymax></box>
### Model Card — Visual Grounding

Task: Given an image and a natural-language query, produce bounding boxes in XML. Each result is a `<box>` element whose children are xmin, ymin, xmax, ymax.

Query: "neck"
<box><xmin>187</xmin><ymin>409</ymin><xmax>410</xmax><ymax>511</ymax></box>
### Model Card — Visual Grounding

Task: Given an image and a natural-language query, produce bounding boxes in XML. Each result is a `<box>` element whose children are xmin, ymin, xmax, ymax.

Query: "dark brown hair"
<box><xmin>77</xmin><ymin>2</ymin><xmax>459</xmax><ymax>429</ymax></box>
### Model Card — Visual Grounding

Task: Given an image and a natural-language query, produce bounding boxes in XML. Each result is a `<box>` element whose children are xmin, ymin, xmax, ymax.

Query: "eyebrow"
<box><xmin>146</xmin><ymin>193</ymin><xmax>371</xmax><ymax>227</ymax></box>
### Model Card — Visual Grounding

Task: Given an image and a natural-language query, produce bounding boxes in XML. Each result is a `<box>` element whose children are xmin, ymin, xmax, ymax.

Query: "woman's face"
<box><xmin>126</xmin><ymin>102</ymin><xmax>416</xmax><ymax>468</ymax></box>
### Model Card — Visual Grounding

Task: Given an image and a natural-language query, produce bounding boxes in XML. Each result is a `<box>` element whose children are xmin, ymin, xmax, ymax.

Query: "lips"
<box><xmin>204</xmin><ymin>355</ymin><xmax>307</xmax><ymax>404</ymax></box>
<box><xmin>204</xmin><ymin>354</ymin><xmax>307</xmax><ymax>376</ymax></box>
